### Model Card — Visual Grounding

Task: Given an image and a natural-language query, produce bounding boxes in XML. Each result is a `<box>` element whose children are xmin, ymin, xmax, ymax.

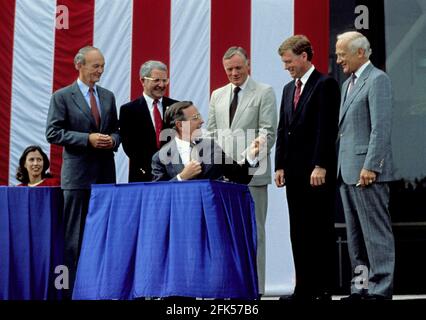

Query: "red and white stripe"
<box><xmin>0</xmin><ymin>0</ymin><xmax>329</xmax><ymax>186</ymax></box>
<box><xmin>0</xmin><ymin>0</ymin><xmax>329</xmax><ymax>294</ymax></box>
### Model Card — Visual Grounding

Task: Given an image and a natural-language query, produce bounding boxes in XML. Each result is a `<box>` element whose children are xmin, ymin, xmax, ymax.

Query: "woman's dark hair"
<box><xmin>16</xmin><ymin>145</ymin><xmax>52</xmax><ymax>183</ymax></box>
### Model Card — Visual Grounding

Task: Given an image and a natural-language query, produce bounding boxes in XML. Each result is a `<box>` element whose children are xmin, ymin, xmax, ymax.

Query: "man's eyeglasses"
<box><xmin>188</xmin><ymin>113</ymin><xmax>202</xmax><ymax>121</ymax></box>
<box><xmin>144</xmin><ymin>77</ymin><xmax>170</xmax><ymax>85</ymax></box>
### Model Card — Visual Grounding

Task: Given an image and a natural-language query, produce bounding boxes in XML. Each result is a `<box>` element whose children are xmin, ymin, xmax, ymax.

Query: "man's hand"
<box><xmin>179</xmin><ymin>160</ymin><xmax>202</xmax><ymax>180</ymax></box>
<box><xmin>310</xmin><ymin>166</ymin><xmax>326</xmax><ymax>187</ymax></box>
<box><xmin>89</xmin><ymin>133</ymin><xmax>114</xmax><ymax>149</ymax></box>
<box><xmin>358</xmin><ymin>168</ymin><xmax>377</xmax><ymax>187</ymax></box>
<box><xmin>275</xmin><ymin>169</ymin><xmax>285</xmax><ymax>187</ymax></box>
<box><xmin>248</xmin><ymin>136</ymin><xmax>266</xmax><ymax>160</ymax></box>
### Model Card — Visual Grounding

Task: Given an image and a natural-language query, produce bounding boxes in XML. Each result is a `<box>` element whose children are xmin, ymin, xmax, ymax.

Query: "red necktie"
<box><xmin>293</xmin><ymin>79</ymin><xmax>302</xmax><ymax>110</ymax></box>
<box><xmin>89</xmin><ymin>87</ymin><xmax>101</xmax><ymax>129</ymax></box>
<box><xmin>153</xmin><ymin>99</ymin><xmax>163</xmax><ymax>148</ymax></box>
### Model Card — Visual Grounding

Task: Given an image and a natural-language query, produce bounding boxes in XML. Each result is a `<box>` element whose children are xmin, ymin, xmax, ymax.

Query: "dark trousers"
<box><xmin>285</xmin><ymin>175</ymin><xmax>337</xmax><ymax>297</ymax></box>
<box><xmin>63</xmin><ymin>189</ymin><xmax>91</xmax><ymax>297</ymax></box>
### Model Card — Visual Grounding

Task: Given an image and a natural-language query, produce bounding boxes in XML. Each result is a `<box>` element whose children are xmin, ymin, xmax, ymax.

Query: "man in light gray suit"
<box><xmin>207</xmin><ymin>47</ymin><xmax>277</xmax><ymax>296</ymax></box>
<box><xmin>46</xmin><ymin>46</ymin><xmax>120</xmax><ymax>295</ymax></box>
<box><xmin>335</xmin><ymin>31</ymin><xmax>395</xmax><ymax>301</ymax></box>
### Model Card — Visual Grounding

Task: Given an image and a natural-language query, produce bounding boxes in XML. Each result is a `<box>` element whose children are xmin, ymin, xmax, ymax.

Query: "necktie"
<box><xmin>153</xmin><ymin>99</ymin><xmax>163</xmax><ymax>149</ymax></box>
<box><xmin>89</xmin><ymin>87</ymin><xmax>101</xmax><ymax>129</ymax></box>
<box><xmin>293</xmin><ymin>79</ymin><xmax>303</xmax><ymax>110</ymax></box>
<box><xmin>229</xmin><ymin>86</ymin><xmax>241</xmax><ymax>126</ymax></box>
<box><xmin>347</xmin><ymin>73</ymin><xmax>357</xmax><ymax>95</ymax></box>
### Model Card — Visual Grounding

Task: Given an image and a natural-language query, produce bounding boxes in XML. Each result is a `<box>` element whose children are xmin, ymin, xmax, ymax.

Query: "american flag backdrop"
<box><xmin>0</xmin><ymin>0</ymin><xmax>330</xmax><ymax>295</ymax></box>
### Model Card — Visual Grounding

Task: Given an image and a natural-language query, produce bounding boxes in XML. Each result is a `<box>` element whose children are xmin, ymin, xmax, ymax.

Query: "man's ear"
<box><xmin>175</xmin><ymin>120</ymin><xmax>182</xmax><ymax>130</ymax></box>
<box><xmin>75</xmin><ymin>62</ymin><xmax>81</xmax><ymax>71</ymax></box>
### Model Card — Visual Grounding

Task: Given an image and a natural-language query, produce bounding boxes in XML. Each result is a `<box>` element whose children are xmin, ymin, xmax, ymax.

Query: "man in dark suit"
<box><xmin>274</xmin><ymin>35</ymin><xmax>340</xmax><ymax>301</ymax></box>
<box><xmin>336</xmin><ymin>31</ymin><xmax>395</xmax><ymax>301</ymax></box>
<box><xmin>152</xmin><ymin>101</ymin><xmax>262</xmax><ymax>184</ymax></box>
<box><xmin>46</xmin><ymin>46</ymin><xmax>120</xmax><ymax>294</ymax></box>
<box><xmin>119</xmin><ymin>60</ymin><xmax>178</xmax><ymax>182</ymax></box>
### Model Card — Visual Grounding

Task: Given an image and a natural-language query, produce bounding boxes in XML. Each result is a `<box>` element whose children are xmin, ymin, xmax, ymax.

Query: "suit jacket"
<box><xmin>151</xmin><ymin>138</ymin><xmax>252</xmax><ymax>184</ymax></box>
<box><xmin>46</xmin><ymin>81</ymin><xmax>120</xmax><ymax>189</ymax></box>
<box><xmin>207</xmin><ymin>77</ymin><xmax>277</xmax><ymax>186</ymax></box>
<box><xmin>275</xmin><ymin>69</ymin><xmax>340</xmax><ymax>180</ymax></box>
<box><xmin>337</xmin><ymin>63</ymin><xmax>394</xmax><ymax>184</ymax></box>
<box><xmin>119</xmin><ymin>96</ymin><xmax>178</xmax><ymax>182</ymax></box>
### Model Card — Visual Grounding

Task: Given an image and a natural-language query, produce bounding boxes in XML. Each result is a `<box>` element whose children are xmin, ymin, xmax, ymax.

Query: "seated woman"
<box><xmin>16</xmin><ymin>145</ymin><xmax>60</xmax><ymax>187</ymax></box>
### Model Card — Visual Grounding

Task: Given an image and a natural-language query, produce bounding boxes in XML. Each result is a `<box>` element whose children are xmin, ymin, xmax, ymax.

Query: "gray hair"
<box><xmin>74</xmin><ymin>46</ymin><xmax>101</xmax><ymax>65</ymax></box>
<box><xmin>139</xmin><ymin>60</ymin><xmax>168</xmax><ymax>78</ymax></box>
<box><xmin>164</xmin><ymin>101</ymin><xmax>194</xmax><ymax>129</ymax></box>
<box><xmin>223</xmin><ymin>46</ymin><xmax>249</xmax><ymax>64</ymax></box>
<box><xmin>337</xmin><ymin>31</ymin><xmax>372</xmax><ymax>58</ymax></box>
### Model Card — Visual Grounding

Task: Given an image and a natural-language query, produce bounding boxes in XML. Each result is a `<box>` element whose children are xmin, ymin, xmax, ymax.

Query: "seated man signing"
<box><xmin>151</xmin><ymin>101</ymin><xmax>264</xmax><ymax>184</ymax></box>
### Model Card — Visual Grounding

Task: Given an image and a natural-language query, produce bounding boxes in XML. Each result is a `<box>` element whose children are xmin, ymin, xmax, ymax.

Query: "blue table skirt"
<box><xmin>0</xmin><ymin>186</ymin><xmax>63</xmax><ymax>300</ymax></box>
<box><xmin>73</xmin><ymin>180</ymin><xmax>258</xmax><ymax>300</ymax></box>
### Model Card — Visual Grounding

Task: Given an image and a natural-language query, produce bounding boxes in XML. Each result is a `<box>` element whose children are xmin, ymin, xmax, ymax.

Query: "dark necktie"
<box><xmin>153</xmin><ymin>99</ymin><xmax>163</xmax><ymax>149</ymax></box>
<box><xmin>229</xmin><ymin>86</ymin><xmax>241</xmax><ymax>126</ymax></box>
<box><xmin>293</xmin><ymin>79</ymin><xmax>302</xmax><ymax>110</ymax></box>
<box><xmin>89</xmin><ymin>87</ymin><xmax>101</xmax><ymax>129</ymax></box>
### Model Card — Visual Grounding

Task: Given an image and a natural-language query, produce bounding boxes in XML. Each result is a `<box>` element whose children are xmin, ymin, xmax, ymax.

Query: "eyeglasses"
<box><xmin>188</xmin><ymin>113</ymin><xmax>202</xmax><ymax>121</ymax></box>
<box><xmin>144</xmin><ymin>77</ymin><xmax>170</xmax><ymax>85</ymax></box>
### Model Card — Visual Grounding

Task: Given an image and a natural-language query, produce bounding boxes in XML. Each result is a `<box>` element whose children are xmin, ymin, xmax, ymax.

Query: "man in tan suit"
<box><xmin>207</xmin><ymin>46</ymin><xmax>277</xmax><ymax>297</ymax></box>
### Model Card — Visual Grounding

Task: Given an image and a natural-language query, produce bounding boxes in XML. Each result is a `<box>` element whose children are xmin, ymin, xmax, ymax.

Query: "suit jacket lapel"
<box><xmin>289</xmin><ymin>70</ymin><xmax>319</xmax><ymax>126</ymax></box>
<box><xmin>97</xmin><ymin>85</ymin><xmax>109</xmax><ymax>131</ymax></box>
<box><xmin>71</xmin><ymin>82</ymin><xmax>95</xmax><ymax>126</ymax></box>
<box><xmin>284</xmin><ymin>82</ymin><xmax>295</xmax><ymax>125</ymax></box>
<box><xmin>165</xmin><ymin>140</ymin><xmax>184</xmax><ymax>177</ymax></box>
<box><xmin>339</xmin><ymin>63</ymin><xmax>373</xmax><ymax>125</ymax></box>
<box><xmin>140</xmin><ymin>96</ymin><xmax>156</xmax><ymax>133</ymax></box>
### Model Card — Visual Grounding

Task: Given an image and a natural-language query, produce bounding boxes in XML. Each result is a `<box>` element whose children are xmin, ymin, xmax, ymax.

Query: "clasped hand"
<box><xmin>89</xmin><ymin>133</ymin><xmax>114</xmax><ymax>149</ymax></box>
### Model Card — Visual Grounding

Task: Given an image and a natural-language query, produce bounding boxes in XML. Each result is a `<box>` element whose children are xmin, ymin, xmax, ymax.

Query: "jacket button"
<box><xmin>288</xmin><ymin>132</ymin><xmax>291</xmax><ymax>135</ymax></box>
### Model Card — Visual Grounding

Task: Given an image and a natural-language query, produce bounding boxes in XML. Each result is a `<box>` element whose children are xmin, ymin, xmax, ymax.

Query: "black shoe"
<box><xmin>279</xmin><ymin>294</ymin><xmax>300</xmax><ymax>301</ymax></box>
<box><xmin>340</xmin><ymin>293</ymin><xmax>363</xmax><ymax>301</ymax></box>
<box><xmin>313</xmin><ymin>292</ymin><xmax>332</xmax><ymax>301</ymax></box>
<box><xmin>279</xmin><ymin>293</ymin><xmax>313</xmax><ymax>302</ymax></box>
<box><xmin>363</xmin><ymin>294</ymin><xmax>390</xmax><ymax>301</ymax></box>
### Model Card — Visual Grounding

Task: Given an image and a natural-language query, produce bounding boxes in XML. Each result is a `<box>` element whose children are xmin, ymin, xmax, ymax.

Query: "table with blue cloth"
<box><xmin>0</xmin><ymin>186</ymin><xmax>64</xmax><ymax>300</ymax></box>
<box><xmin>72</xmin><ymin>180</ymin><xmax>258</xmax><ymax>300</ymax></box>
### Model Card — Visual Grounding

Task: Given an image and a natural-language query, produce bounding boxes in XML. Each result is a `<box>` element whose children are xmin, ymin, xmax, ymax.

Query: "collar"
<box><xmin>143</xmin><ymin>93</ymin><xmax>163</xmax><ymax>110</ymax></box>
<box><xmin>354</xmin><ymin>60</ymin><xmax>371</xmax><ymax>79</ymax></box>
<box><xmin>231</xmin><ymin>76</ymin><xmax>250</xmax><ymax>92</ymax></box>
<box><xmin>297</xmin><ymin>65</ymin><xmax>315</xmax><ymax>87</ymax></box>
<box><xmin>77</xmin><ymin>78</ymin><xmax>97</xmax><ymax>96</ymax></box>
<box><xmin>175</xmin><ymin>136</ymin><xmax>191</xmax><ymax>149</ymax></box>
